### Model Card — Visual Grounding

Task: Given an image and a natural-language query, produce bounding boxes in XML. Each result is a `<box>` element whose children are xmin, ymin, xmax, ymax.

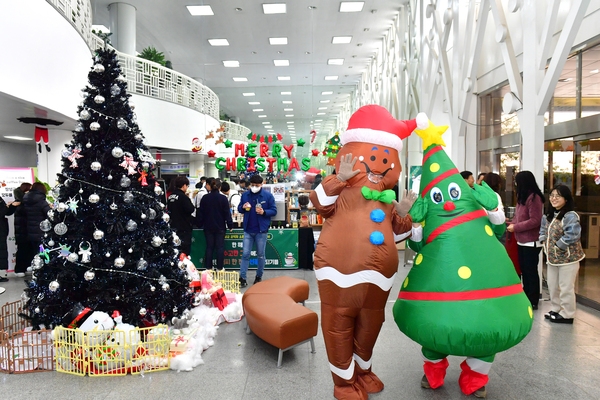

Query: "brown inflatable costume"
<box><xmin>310</xmin><ymin>105</ymin><xmax>428</xmax><ymax>400</ymax></box>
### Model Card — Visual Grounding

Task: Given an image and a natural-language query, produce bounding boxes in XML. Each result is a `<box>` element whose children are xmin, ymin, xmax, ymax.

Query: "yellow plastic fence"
<box><xmin>53</xmin><ymin>324</ymin><xmax>170</xmax><ymax>376</ymax></box>
<box><xmin>0</xmin><ymin>300</ymin><xmax>53</xmax><ymax>374</ymax></box>
<box><xmin>212</xmin><ymin>270</ymin><xmax>241</xmax><ymax>294</ymax></box>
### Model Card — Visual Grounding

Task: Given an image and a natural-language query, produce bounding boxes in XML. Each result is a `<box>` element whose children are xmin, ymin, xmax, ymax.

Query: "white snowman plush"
<box><xmin>92</xmin><ymin>311</ymin><xmax>140</xmax><ymax>372</ymax></box>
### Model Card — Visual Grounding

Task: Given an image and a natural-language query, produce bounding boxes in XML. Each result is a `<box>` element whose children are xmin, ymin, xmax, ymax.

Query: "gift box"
<box><xmin>170</xmin><ymin>335</ymin><xmax>189</xmax><ymax>353</ymax></box>
<box><xmin>211</xmin><ymin>288</ymin><xmax>229</xmax><ymax>311</ymax></box>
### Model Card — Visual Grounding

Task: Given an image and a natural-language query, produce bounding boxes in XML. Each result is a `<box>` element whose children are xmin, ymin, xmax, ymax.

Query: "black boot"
<box><xmin>37</xmin><ymin>143</ymin><xmax>42</xmax><ymax>153</ymax></box>
<box><xmin>45</xmin><ymin>144</ymin><xmax>51</xmax><ymax>152</ymax></box>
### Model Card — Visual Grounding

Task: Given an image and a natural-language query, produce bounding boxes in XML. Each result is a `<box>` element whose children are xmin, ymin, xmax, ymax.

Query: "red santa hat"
<box><xmin>341</xmin><ymin>105</ymin><xmax>428</xmax><ymax>152</ymax></box>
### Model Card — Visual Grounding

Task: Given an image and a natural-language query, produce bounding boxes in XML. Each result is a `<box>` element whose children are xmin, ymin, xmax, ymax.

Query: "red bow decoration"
<box><xmin>68</xmin><ymin>148</ymin><xmax>83</xmax><ymax>168</ymax></box>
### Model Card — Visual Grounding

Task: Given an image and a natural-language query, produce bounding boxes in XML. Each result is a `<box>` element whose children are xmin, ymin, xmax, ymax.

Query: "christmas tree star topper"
<box><xmin>414</xmin><ymin>120</ymin><xmax>448</xmax><ymax>150</ymax></box>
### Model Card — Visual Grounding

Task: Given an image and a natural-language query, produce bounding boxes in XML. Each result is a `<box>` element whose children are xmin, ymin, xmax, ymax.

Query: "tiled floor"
<box><xmin>1</xmin><ymin>252</ymin><xmax>600</xmax><ymax>399</ymax></box>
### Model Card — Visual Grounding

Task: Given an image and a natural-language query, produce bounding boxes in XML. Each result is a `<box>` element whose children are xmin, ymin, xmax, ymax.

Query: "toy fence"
<box><xmin>53</xmin><ymin>324</ymin><xmax>170</xmax><ymax>376</ymax></box>
<box><xmin>0</xmin><ymin>300</ymin><xmax>54</xmax><ymax>374</ymax></box>
<box><xmin>212</xmin><ymin>270</ymin><xmax>241</xmax><ymax>294</ymax></box>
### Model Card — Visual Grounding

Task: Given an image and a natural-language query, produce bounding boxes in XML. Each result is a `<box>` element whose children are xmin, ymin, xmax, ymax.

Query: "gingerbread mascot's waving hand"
<box><xmin>310</xmin><ymin>105</ymin><xmax>428</xmax><ymax>400</ymax></box>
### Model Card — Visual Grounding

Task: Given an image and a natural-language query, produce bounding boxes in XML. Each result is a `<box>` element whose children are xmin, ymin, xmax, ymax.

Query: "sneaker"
<box><xmin>473</xmin><ymin>386</ymin><xmax>487</xmax><ymax>398</ymax></box>
<box><xmin>239</xmin><ymin>278</ymin><xmax>248</xmax><ymax>288</ymax></box>
<box><xmin>0</xmin><ymin>287</ymin><xmax>5</xmax><ymax>295</ymax></box>
<box><xmin>544</xmin><ymin>311</ymin><xmax>559</xmax><ymax>320</ymax></box>
<box><xmin>15</xmin><ymin>273</ymin><xmax>25</xmax><ymax>278</ymax></box>
<box><xmin>253</xmin><ymin>276</ymin><xmax>262</xmax><ymax>284</ymax></box>
<box><xmin>0</xmin><ymin>277</ymin><xmax>8</xmax><ymax>283</ymax></box>
<box><xmin>549</xmin><ymin>313</ymin><xmax>574</xmax><ymax>324</ymax></box>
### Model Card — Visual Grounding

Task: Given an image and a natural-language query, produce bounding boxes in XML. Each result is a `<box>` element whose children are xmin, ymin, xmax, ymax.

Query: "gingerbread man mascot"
<box><xmin>310</xmin><ymin>105</ymin><xmax>428</xmax><ymax>400</ymax></box>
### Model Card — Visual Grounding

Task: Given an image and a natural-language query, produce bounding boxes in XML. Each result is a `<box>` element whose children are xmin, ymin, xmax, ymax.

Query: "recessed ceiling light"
<box><xmin>263</xmin><ymin>3</ymin><xmax>287</xmax><ymax>14</ymax></box>
<box><xmin>274</xmin><ymin>59</ymin><xmax>290</xmax><ymax>66</ymax></box>
<box><xmin>339</xmin><ymin>2</ymin><xmax>364</xmax><ymax>12</ymax></box>
<box><xmin>252</xmin><ymin>109</ymin><xmax>264</xmax><ymax>112</ymax></box>
<box><xmin>282</xmin><ymin>100</ymin><xmax>292</xmax><ymax>104</ymax></box>
<box><xmin>262</xmin><ymin>121</ymin><xmax>270</xmax><ymax>124</ymax></box>
<box><xmin>284</xmin><ymin>108</ymin><xmax>293</xmax><ymax>111</ymax></box>
<box><xmin>287</xmin><ymin>121</ymin><xmax>294</xmax><ymax>124</ymax></box>
<box><xmin>317</xmin><ymin>112</ymin><xmax>326</xmax><ymax>115</ymax></box>
<box><xmin>325</xmin><ymin>76</ymin><xmax>339</xmax><ymax>80</ymax></box>
<box><xmin>258</xmin><ymin>115</ymin><xmax>267</xmax><ymax>118</ymax></box>
<box><xmin>321</xmin><ymin>91</ymin><xmax>333</xmax><ymax>95</ymax></box>
<box><xmin>269</xmin><ymin>37</ymin><xmax>288</xmax><ymax>45</ymax></box>
<box><xmin>332</xmin><ymin>36</ymin><xmax>352</xmax><ymax>44</ymax></box>
<box><xmin>320</xmin><ymin>100</ymin><xmax>330</xmax><ymax>103</ymax></box>
<box><xmin>268</xmin><ymin>130</ymin><xmax>275</xmax><ymax>133</ymax></box>
<box><xmin>223</xmin><ymin>60</ymin><xmax>240</xmax><ymax>67</ymax></box>
<box><xmin>232</xmin><ymin>77</ymin><xmax>247</xmax><ymax>82</ymax></box>
<box><xmin>278</xmin><ymin>76</ymin><xmax>291</xmax><ymax>81</ymax></box>
<box><xmin>315</xmin><ymin>119</ymin><xmax>323</xmax><ymax>122</ymax></box>
<box><xmin>281</xmin><ymin>91</ymin><xmax>291</xmax><ymax>95</ymax></box>
<box><xmin>249</xmin><ymin>101</ymin><xmax>261</xmax><ymax>105</ymax></box>
<box><xmin>265</xmin><ymin>125</ymin><xmax>273</xmax><ymax>128</ymax></box>
<box><xmin>285</xmin><ymin>114</ymin><xmax>294</xmax><ymax>117</ymax></box>
<box><xmin>328</xmin><ymin>59</ymin><xmax>344</xmax><ymax>65</ymax></box>
<box><xmin>4</xmin><ymin>135</ymin><xmax>32</xmax><ymax>141</ymax></box>
<box><xmin>242</xmin><ymin>92</ymin><xmax>256</xmax><ymax>96</ymax></box>
<box><xmin>187</xmin><ymin>5</ymin><xmax>214</xmax><ymax>15</ymax></box>
<box><xmin>208</xmin><ymin>38</ymin><xmax>229</xmax><ymax>46</ymax></box>
<box><xmin>318</xmin><ymin>107</ymin><xmax>328</xmax><ymax>110</ymax></box>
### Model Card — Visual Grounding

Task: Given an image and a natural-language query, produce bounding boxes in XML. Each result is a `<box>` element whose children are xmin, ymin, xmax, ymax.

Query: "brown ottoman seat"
<box><xmin>242</xmin><ymin>277</ymin><xmax>317</xmax><ymax>367</ymax></box>
<box><xmin>243</xmin><ymin>275</ymin><xmax>309</xmax><ymax>304</ymax></box>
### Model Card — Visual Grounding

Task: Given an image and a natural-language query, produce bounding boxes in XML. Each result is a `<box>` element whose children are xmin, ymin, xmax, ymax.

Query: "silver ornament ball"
<box><xmin>94</xmin><ymin>95</ymin><xmax>105</xmax><ymax>104</ymax></box>
<box><xmin>79</xmin><ymin>109</ymin><xmax>91</xmax><ymax>120</ymax></box>
<box><xmin>89</xmin><ymin>193</ymin><xmax>100</xmax><ymax>203</ymax></box>
<box><xmin>110</xmin><ymin>84</ymin><xmax>121</xmax><ymax>96</ymax></box>
<box><xmin>49</xmin><ymin>281</ymin><xmax>60</xmax><ymax>292</ymax></box>
<box><xmin>54</xmin><ymin>222</ymin><xmax>68</xmax><ymax>235</ymax></box>
<box><xmin>56</xmin><ymin>203</ymin><xmax>67</xmax><ymax>212</ymax></box>
<box><xmin>112</xmin><ymin>147</ymin><xmax>124</xmax><ymax>158</ymax></box>
<box><xmin>67</xmin><ymin>253</ymin><xmax>79</xmax><ymax>263</ymax></box>
<box><xmin>154</xmin><ymin>186</ymin><xmax>164</xmax><ymax>196</ymax></box>
<box><xmin>39</xmin><ymin>220</ymin><xmax>52</xmax><ymax>232</ymax></box>
<box><xmin>90</xmin><ymin>122</ymin><xmax>101</xmax><ymax>131</ymax></box>
<box><xmin>93</xmin><ymin>230</ymin><xmax>104</xmax><ymax>240</ymax></box>
<box><xmin>114</xmin><ymin>257</ymin><xmax>125</xmax><ymax>268</ymax></box>
<box><xmin>123</xmin><ymin>192</ymin><xmax>134</xmax><ymax>203</ymax></box>
<box><xmin>151</xmin><ymin>236</ymin><xmax>162</xmax><ymax>247</ymax></box>
<box><xmin>162</xmin><ymin>283</ymin><xmax>170</xmax><ymax>291</ymax></box>
<box><xmin>93</xmin><ymin>63</ymin><xmax>105</xmax><ymax>73</ymax></box>
<box><xmin>84</xmin><ymin>270</ymin><xmax>95</xmax><ymax>281</ymax></box>
<box><xmin>120</xmin><ymin>176</ymin><xmax>131</xmax><ymax>187</ymax></box>
<box><xmin>90</xmin><ymin>161</ymin><xmax>102</xmax><ymax>171</ymax></box>
<box><xmin>86</xmin><ymin>142</ymin><xmax>92</xmax><ymax>148</ymax></box>
<box><xmin>126</xmin><ymin>220</ymin><xmax>137</xmax><ymax>231</ymax></box>
<box><xmin>137</xmin><ymin>259</ymin><xmax>148</xmax><ymax>270</ymax></box>
<box><xmin>140</xmin><ymin>213</ymin><xmax>147</xmax><ymax>220</ymax></box>
<box><xmin>162</xmin><ymin>213</ymin><xmax>170</xmax><ymax>223</ymax></box>
<box><xmin>117</xmin><ymin>119</ymin><xmax>128</xmax><ymax>129</ymax></box>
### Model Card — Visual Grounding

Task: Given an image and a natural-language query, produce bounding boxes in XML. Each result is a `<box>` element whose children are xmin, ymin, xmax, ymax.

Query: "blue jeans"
<box><xmin>239</xmin><ymin>232</ymin><xmax>267</xmax><ymax>280</ymax></box>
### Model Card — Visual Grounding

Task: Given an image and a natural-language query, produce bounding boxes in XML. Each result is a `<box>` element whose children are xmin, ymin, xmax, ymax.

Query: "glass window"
<box><xmin>544</xmin><ymin>139</ymin><xmax>574</xmax><ymax>193</ymax></box>
<box><xmin>581</xmin><ymin>45</ymin><xmax>600</xmax><ymax>118</ymax></box>
<box><xmin>550</xmin><ymin>56</ymin><xmax>578</xmax><ymax>124</ymax></box>
<box><xmin>479</xmin><ymin>85</ymin><xmax>520</xmax><ymax>140</ymax></box>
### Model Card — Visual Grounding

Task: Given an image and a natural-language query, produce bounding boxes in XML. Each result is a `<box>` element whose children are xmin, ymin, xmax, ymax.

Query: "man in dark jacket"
<box><xmin>22</xmin><ymin>182</ymin><xmax>51</xmax><ymax>276</ymax></box>
<box><xmin>237</xmin><ymin>174</ymin><xmax>277</xmax><ymax>287</ymax></box>
<box><xmin>12</xmin><ymin>183</ymin><xmax>32</xmax><ymax>277</ymax></box>
<box><xmin>167</xmin><ymin>176</ymin><xmax>195</xmax><ymax>256</ymax></box>
<box><xmin>197</xmin><ymin>179</ymin><xmax>233</xmax><ymax>270</ymax></box>
<box><xmin>1</xmin><ymin>196</ymin><xmax>17</xmax><ymax>283</ymax></box>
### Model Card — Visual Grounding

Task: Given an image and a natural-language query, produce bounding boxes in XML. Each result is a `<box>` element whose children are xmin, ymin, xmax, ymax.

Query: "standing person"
<box><xmin>23</xmin><ymin>182</ymin><xmax>52</xmax><ymax>269</ymax></box>
<box><xmin>193</xmin><ymin>176</ymin><xmax>209</xmax><ymax>213</ymax></box>
<box><xmin>237</xmin><ymin>174</ymin><xmax>277</xmax><ymax>287</ymax></box>
<box><xmin>539</xmin><ymin>185</ymin><xmax>584</xmax><ymax>324</ymax></box>
<box><xmin>197</xmin><ymin>179</ymin><xmax>233</xmax><ymax>270</ymax></box>
<box><xmin>12</xmin><ymin>183</ymin><xmax>32</xmax><ymax>277</ymax></box>
<box><xmin>484</xmin><ymin>172</ymin><xmax>506</xmax><ymax>244</ymax></box>
<box><xmin>167</xmin><ymin>176</ymin><xmax>195</xmax><ymax>256</ymax></box>
<box><xmin>1</xmin><ymin>196</ymin><xmax>18</xmax><ymax>283</ymax></box>
<box><xmin>220</xmin><ymin>181</ymin><xmax>241</xmax><ymax>210</ymax></box>
<box><xmin>507</xmin><ymin>171</ymin><xmax>544</xmax><ymax>309</ymax></box>
<box><xmin>477</xmin><ymin>172</ymin><xmax>487</xmax><ymax>185</ymax></box>
<box><xmin>460</xmin><ymin>170</ymin><xmax>475</xmax><ymax>188</ymax></box>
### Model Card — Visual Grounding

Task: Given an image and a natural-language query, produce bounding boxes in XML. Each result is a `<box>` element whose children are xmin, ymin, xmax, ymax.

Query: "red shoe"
<box><xmin>458</xmin><ymin>360</ymin><xmax>489</xmax><ymax>396</ymax></box>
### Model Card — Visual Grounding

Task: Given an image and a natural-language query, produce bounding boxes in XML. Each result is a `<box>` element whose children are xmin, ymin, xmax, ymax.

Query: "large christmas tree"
<box><xmin>24</xmin><ymin>48</ymin><xmax>192</xmax><ymax>329</ymax></box>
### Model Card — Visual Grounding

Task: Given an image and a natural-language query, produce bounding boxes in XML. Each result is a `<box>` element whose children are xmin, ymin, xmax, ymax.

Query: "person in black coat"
<box><xmin>0</xmin><ymin>196</ymin><xmax>18</xmax><ymax>283</ymax></box>
<box><xmin>12</xmin><ymin>183</ymin><xmax>33</xmax><ymax>276</ymax></box>
<box><xmin>23</xmin><ymin>183</ymin><xmax>52</xmax><ymax>268</ymax></box>
<box><xmin>167</xmin><ymin>176</ymin><xmax>195</xmax><ymax>256</ymax></box>
<box><xmin>197</xmin><ymin>179</ymin><xmax>233</xmax><ymax>270</ymax></box>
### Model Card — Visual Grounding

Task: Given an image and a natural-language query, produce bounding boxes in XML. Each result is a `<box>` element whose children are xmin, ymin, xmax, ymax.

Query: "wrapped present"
<box><xmin>211</xmin><ymin>288</ymin><xmax>229</xmax><ymax>311</ymax></box>
<box><xmin>170</xmin><ymin>335</ymin><xmax>189</xmax><ymax>353</ymax></box>
<box><xmin>225</xmin><ymin>292</ymin><xmax>237</xmax><ymax>304</ymax></box>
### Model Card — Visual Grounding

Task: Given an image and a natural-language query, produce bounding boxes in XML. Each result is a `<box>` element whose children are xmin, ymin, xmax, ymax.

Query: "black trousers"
<box><xmin>204</xmin><ymin>230</ymin><xmax>225</xmax><ymax>270</ymax></box>
<box><xmin>518</xmin><ymin>244</ymin><xmax>542</xmax><ymax>307</ymax></box>
<box><xmin>179</xmin><ymin>230</ymin><xmax>192</xmax><ymax>257</ymax></box>
<box><xmin>15</xmin><ymin>239</ymin><xmax>34</xmax><ymax>273</ymax></box>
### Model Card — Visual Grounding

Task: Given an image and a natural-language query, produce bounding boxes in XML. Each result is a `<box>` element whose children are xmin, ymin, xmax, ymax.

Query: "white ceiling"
<box><xmin>89</xmin><ymin>0</ymin><xmax>402</xmax><ymax>142</ymax></box>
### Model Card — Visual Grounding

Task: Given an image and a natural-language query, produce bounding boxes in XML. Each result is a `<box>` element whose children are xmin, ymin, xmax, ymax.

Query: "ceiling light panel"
<box><xmin>283</xmin><ymin>108</ymin><xmax>293</xmax><ymax>111</ymax></box>
<box><xmin>278</xmin><ymin>76</ymin><xmax>291</xmax><ymax>80</ymax></box>
<box><xmin>332</xmin><ymin>36</ymin><xmax>352</xmax><ymax>44</ymax></box>
<box><xmin>252</xmin><ymin>109</ymin><xmax>264</xmax><ymax>112</ymax></box>
<box><xmin>208</xmin><ymin>39</ymin><xmax>229</xmax><ymax>46</ymax></box>
<box><xmin>318</xmin><ymin>107</ymin><xmax>328</xmax><ymax>110</ymax></box>
<box><xmin>248</xmin><ymin>101</ymin><xmax>261</xmax><ymax>105</ymax></box>
<box><xmin>317</xmin><ymin>112</ymin><xmax>326</xmax><ymax>115</ymax></box>
<box><xmin>223</xmin><ymin>60</ymin><xmax>240</xmax><ymax>67</ymax></box>
<box><xmin>269</xmin><ymin>37</ymin><xmax>288</xmax><ymax>45</ymax></box>
<box><xmin>325</xmin><ymin>76</ymin><xmax>339</xmax><ymax>80</ymax></box>
<box><xmin>321</xmin><ymin>91</ymin><xmax>333</xmax><ymax>95</ymax></box>
<box><xmin>242</xmin><ymin>92</ymin><xmax>255</xmax><ymax>96</ymax></box>
<box><xmin>187</xmin><ymin>5</ymin><xmax>214</xmax><ymax>15</ymax></box>
<box><xmin>4</xmin><ymin>135</ymin><xmax>32</xmax><ymax>141</ymax></box>
<box><xmin>263</xmin><ymin>3</ymin><xmax>287</xmax><ymax>14</ymax></box>
<box><xmin>274</xmin><ymin>59</ymin><xmax>290</xmax><ymax>66</ymax></box>
<box><xmin>328</xmin><ymin>58</ymin><xmax>344</xmax><ymax>65</ymax></box>
<box><xmin>339</xmin><ymin>2</ymin><xmax>364</xmax><ymax>12</ymax></box>
<box><xmin>282</xmin><ymin>100</ymin><xmax>292</xmax><ymax>104</ymax></box>
<box><xmin>258</xmin><ymin>115</ymin><xmax>267</xmax><ymax>118</ymax></box>
<box><xmin>262</xmin><ymin>121</ymin><xmax>270</xmax><ymax>124</ymax></box>
<box><xmin>320</xmin><ymin>100</ymin><xmax>330</xmax><ymax>103</ymax></box>
<box><xmin>281</xmin><ymin>91</ymin><xmax>291</xmax><ymax>95</ymax></box>
<box><xmin>232</xmin><ymin>77</ymin><xmax>247</xmax><ymax>82</ymax></box>
<box><xmin>285</xmin><ymin>114</ymin><xmax>294</xmax><ymax>117</ymax></box>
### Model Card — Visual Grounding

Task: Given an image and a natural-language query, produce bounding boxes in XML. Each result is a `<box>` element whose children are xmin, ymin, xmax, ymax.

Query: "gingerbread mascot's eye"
<box><xmin>430</xmin><ymin>187</ymin><xmax>443</xmax><ymax>204</ymax></box>
<box><xmin>448</xmin><ymin>183</ymin><xmax>461</xmax><ymax>201</ymax></box>
<box><xmin>370</xmin><ymin>155</ymin><xmax>376</xmax><ymax>161</ymax></box>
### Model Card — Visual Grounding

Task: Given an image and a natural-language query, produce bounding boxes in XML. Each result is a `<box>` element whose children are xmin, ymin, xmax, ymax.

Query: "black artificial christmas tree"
<box><xmin>24</xmin><ymin>48</ymin><xmax>193</xmax><ymax>328</ymax></box>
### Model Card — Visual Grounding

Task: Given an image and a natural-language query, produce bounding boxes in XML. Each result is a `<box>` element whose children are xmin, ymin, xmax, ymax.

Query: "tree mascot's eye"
<box><xmin>430</xmin><ymin>187</ymin><xmax>443</xmax><ymax>204</ymax></box>
<box><xmin>448</xmin><ymin>183</ymin><xmax>461</xmax><ymax>201</ymax></box>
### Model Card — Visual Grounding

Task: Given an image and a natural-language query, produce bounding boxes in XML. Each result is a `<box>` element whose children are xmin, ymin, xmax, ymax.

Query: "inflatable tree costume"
<box><xmin>393</xmin><ymin>122</ymin><xmax>532</xmax><ymax>397</ymax></box>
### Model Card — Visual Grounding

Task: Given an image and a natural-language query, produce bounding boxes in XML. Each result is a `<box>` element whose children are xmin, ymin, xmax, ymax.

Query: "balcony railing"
<box><xmin>220</xmin><ymin>120</ymin><xmax>251</xmax><ymax>142</ymax></box>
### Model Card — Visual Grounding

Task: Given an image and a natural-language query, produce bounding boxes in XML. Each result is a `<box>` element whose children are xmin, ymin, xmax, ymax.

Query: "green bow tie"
<box><xmin>361</xmin><ymin>186</ymin><xmax>396</xmax><ymax>204</ymax></box>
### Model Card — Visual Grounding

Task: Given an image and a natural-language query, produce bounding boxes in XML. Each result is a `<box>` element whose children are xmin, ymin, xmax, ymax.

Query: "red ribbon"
<box><xmin>398</xmin><ymin>283</ymin><xmax>523</xmax><ymax>301</ymax></box>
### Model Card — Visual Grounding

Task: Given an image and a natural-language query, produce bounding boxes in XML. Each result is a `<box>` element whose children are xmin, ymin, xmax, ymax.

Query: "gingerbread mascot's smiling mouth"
<box><xmin>360</xmin><ymin>161</ymin><xmax>393</xmax><ymax>184</ymax></box>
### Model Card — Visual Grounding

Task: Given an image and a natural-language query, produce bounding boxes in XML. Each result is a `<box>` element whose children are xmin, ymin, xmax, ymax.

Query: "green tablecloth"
<box><xmin>190</xmin><ymin>228</ymin><xmax>299</xmax><ymax>270</ymax></box>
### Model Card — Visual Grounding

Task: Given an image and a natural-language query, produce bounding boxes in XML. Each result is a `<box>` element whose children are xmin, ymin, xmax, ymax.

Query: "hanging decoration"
<box><xmin>246</xmin><ymin>132</ymin><xmax>281</xmax><ymax>143</ymax></box>
<box><xmin>323</xmin><ymin>132</ymin><xmax>342</xmax><ymax>166</ymax></box>
<box><xmin>296</xmin><ymin>138</ymin><xmax>306</xmax><ymax>147</ymax></box>
<box><xmin>207</xmin><ymin>150</ymin><xmax>216</xmax><ymax>158</ymax></box>
<box><xmin>191</xmin><ymin>137</ymin><xmax>202</xmax><ymax>153</ymax></box>
<box><xmin>310</xmin><ymin>129</ymin><xmax>317</xmax><ymax>144</ymax></box>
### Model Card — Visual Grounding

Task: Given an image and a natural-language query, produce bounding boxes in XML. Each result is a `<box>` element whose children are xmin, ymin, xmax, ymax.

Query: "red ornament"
<box><xmin>276</xmin><ymin>133</ymin><xmax>283</xmax><ymax>141</ymax></box>
<box><xmin>322</xmin><ymin>150</ymin><xmax>327</xmax><ymax>156</ymax></box>
<box><xmin>259</xmin><ymin>135</ymin><xmax>265</xmax><ymax>143</ymax></box>
<box><xmin>251</xmin><ymin>133</ymin><xmax>257</xmax><ymax>141</ymax></box>
<box><xmin>268</xmin><ymin>135</ymin><xmax>273</xmax><ymax>143</ymax></box>
<box><xmin>207</xmin><ymin>150</ymin><xmax>216</xmax><ymax>158</ymax></box>
<box><xmin>311</xmin><ymin>149</ymin><xmax>321</xmax><ymax>157</ymax></box>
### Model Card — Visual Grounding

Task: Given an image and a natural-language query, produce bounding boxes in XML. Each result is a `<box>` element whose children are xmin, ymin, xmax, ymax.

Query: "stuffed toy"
<box><xmin>309</xmin><ymin>104</ymin><xmax>427</xmax><ymax>400</ymax></box>
<box><xmin>179</xmin><ymin>253</ymin><xmax>201</xmax><ymax>292</ymax></box>
<box><xmin>393</xmin><ymin>122</ymin><xmax>532</xmax><ymax>397</ymax></box>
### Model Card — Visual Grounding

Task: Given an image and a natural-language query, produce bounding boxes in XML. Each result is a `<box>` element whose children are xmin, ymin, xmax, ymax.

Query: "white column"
<box><xmin>108</xmin><ymin>3</ymin><xmax>137</xmax><ymax>56</ymax></box>
<box><xmin>519</xmin><ymin>2</ymin><xmax>545</xmax><ymax>189</ymax></box>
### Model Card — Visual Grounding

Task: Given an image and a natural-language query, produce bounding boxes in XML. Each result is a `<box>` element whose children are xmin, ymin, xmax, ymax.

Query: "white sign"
<box><xmin>0</xmin><ymin>168</ymin><xmax>35</xmax><ymax>272</ymax></box>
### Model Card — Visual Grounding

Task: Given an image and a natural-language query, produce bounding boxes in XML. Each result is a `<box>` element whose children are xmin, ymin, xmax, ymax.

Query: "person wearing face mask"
<box><xmin>236</xmin><ymin>174</ymin><xmax>277</xmax><ymax>287</ymax></box>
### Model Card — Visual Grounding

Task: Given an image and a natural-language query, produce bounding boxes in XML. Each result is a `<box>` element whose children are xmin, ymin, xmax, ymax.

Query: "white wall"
<box><xmin>0</xmin><ymin>141</ymin><xmax>36</xmax><ymax>168</ymax></box>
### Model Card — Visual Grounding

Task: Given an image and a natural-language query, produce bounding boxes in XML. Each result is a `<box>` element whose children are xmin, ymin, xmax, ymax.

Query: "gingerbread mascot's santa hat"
<box><xmin>341</xmin><ymin>105</ymin><xmax>428</xmax><ymax>152</ymax></box>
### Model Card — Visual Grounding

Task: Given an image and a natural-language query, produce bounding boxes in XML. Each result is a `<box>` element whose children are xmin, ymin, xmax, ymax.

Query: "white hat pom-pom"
<box><xmin>416</xmin><ymin>112</ymin><xmax>429</xmax><ymax>129</ymax></box>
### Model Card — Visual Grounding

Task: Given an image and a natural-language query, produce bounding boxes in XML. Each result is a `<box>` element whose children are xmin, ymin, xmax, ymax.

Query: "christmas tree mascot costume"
<box><xmin>393</xmin><ymin>122</ymin><xmax>533</xmax><ymax>398</ymax></box>
<box><xmin>310</xmin><ymin>105</ymin><xmax>427</xmax><ymax>400</ymax></box>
